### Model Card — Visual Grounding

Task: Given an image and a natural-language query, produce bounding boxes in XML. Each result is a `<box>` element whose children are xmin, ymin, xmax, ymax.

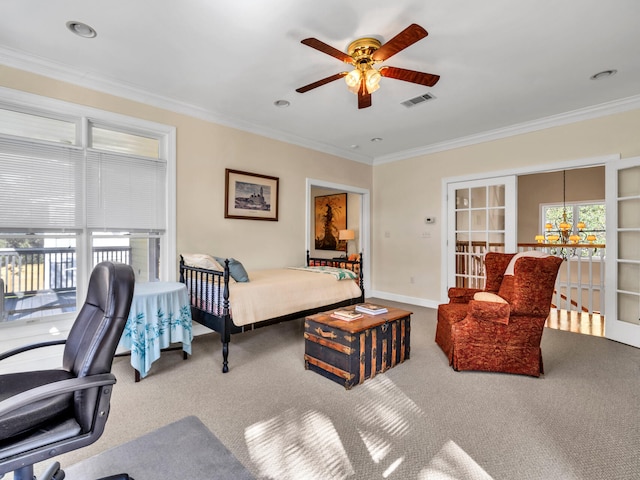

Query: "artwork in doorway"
<box><xmin>315</xmin><ymin>193</ymin><xmax>347</xmax><ymax>251</ymax></box>
<box><xmin>225</xmin><ymin>169</ymin><xmax>279</xmax><ymax>221</ymax></box>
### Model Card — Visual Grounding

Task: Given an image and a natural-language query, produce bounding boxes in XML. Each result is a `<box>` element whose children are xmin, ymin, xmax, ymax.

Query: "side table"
<box><xmin>118</xmin><ymin>281</ymin><xmax>193</xmax><ymax>381</ymax></box>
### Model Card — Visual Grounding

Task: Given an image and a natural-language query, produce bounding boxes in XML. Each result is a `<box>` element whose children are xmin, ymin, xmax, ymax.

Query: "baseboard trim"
<box><xmin>368</xmin><ymin>290</ymin><xmax>439</xmax><ymax>309</ymax></box>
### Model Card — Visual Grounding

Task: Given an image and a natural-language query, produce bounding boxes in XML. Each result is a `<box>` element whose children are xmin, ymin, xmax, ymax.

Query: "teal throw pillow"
<box><xmin>214</xmin><ymin>257</ymin><xmax>250</xmax><ymax>282</ymax></box>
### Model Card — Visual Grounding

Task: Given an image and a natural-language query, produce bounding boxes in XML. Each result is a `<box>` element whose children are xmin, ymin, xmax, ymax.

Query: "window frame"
<box><xmin>0</xmin><ymin>86</ymin><xmax>176</xmax><ymax>325</ymax></box>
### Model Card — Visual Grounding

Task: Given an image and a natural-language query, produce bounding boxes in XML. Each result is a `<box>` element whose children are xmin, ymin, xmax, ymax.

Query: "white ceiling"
<box><xmin>1</xmin><ymin>1</ymin><xmax>640</xmax><ymax>164</ymax></box>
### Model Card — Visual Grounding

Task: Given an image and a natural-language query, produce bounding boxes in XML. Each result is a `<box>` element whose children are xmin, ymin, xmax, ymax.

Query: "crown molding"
<box><xmin>374</xmin><ymin>94</ymin><xmax>640</xmax><ymax>165</ymax></box>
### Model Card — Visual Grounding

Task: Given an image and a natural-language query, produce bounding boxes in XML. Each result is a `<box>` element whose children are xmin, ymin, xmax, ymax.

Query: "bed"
<box><xmin>179</xmin><ymin>251</ymin><xmax>364</xmax><ymax>373</ymax></box>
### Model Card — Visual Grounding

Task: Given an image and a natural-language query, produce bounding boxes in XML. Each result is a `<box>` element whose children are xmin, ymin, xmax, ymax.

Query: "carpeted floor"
<box><xmin>44</xmin><ymin>301</ymin><xmax>639</xmax><ymax>480</ymax></box>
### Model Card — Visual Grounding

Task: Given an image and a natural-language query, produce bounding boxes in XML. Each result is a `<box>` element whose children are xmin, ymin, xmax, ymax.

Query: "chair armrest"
<box><xmin>0</xmin><ymin>339</ymin><xmax>66</xmax><ymax>362</ymax></box>
<box><xmin>447</xmin><ymin>287</ymin><xmax>482</xmax><ymax>304</ymax></box>
<box><xmin>467</xmin><ymin>299</ymin><xmax>511</xmax><ymax>325</ymax></box>
<box><xmin>0</xmin><ymin>373</ymin><xmax>116</xmax><ymax>418</ymax></box>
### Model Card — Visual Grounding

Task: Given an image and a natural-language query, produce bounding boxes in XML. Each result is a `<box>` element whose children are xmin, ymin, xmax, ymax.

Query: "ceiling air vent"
<box><xmin>401</xmin><ymin>92</ymin><xmax>436</xmax><ymax>108</ymax></box>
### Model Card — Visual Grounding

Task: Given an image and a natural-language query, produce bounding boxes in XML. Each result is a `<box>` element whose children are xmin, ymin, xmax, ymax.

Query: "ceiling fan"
<box><xmin>295</xmin><ymin>24</ymin><xmax>440</xmax><ymax>109</ymax></box>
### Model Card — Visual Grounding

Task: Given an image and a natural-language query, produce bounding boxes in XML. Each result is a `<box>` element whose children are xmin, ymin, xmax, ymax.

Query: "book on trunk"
<box><xmin>331</xmin><ymin>309</ymin><xmax>363</xmax><ymax>321</ymax></box>
<box><xmin>355</xmin><ymin>304</ymin><xmax>388</xmax><ymax>315</ymax></box>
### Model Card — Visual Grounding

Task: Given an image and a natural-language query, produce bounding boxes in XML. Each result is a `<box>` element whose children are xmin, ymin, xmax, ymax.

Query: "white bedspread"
<box><xmin>230</xmin><ymin>268</ymin><xmax>361</xmax><ymax>326</ymax></box>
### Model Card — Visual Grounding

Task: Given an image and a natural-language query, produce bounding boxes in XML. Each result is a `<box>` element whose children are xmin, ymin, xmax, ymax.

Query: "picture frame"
<box><xmin>225</xmin><ymin>169</ymin><xmax>279</xmax><ymax>221</ymax></box>
<box><xmin>314</xmin><ymin>193</ymin><xmax>347</xmax><ymax>251</ymax></box>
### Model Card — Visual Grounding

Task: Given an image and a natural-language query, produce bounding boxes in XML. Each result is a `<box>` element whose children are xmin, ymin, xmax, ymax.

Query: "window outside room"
<box><xmin>541</xmin><ymin>202</ymin><xmax>606</xmax><ymax>249</ymax></box>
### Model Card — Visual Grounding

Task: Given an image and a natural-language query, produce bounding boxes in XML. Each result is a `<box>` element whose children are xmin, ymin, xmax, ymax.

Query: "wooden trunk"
<box><xmin>304</xmin><ymin>306</ymin><xmax>412</xmax><ymax>389</ymax></box>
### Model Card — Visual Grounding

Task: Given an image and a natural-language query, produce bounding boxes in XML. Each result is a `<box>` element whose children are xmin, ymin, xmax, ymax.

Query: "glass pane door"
<box><xmin>447</xmin><ymin>176</ymin><xmax>516</xmax><ymax>290</ymax></box>
<box><xmin>605</xmin><ymin>157</ymin><xmax>640</xmax><ymax>347</ymax></box>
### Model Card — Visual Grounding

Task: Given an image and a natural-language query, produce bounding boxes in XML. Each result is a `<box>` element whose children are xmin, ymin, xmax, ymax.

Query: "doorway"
<box><xmin>519</xmin><ymin>167</ymin><xmax>606</xmax><ymax>337</ymax></box>
<box><xmin>306</xmin><ymin>178</ymin><xmax>371</xmax><ymax>294</ymax></box>
<box><xmin>442</xmin><ymin>155</ymin><xmax>640</xmax><ymax>346</ymax></box>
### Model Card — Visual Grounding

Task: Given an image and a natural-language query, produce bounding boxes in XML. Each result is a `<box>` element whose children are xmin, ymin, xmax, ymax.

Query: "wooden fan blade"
<box><xmin>358</xmin><ymin>79</ymin><xmax>372</xmax><ymax>109</ymax></box>
<box><xmin>380</xmin><ymin>66</ymin><xmax>440</xmax><ymax>87</ymax></box>
<box><xmin>372</xmin><ymin>24</ymin><xmax>428</xmax><ymax>62</ymax></box>
<box><xmin>296</xmin><ymin>72</ymin><xmax>348</xmax><ymax>93</ymax></box>
<box><xmin>301</xmin><ymin>38</ymin><xmax>353</xmax><ymax>63</ymax></box>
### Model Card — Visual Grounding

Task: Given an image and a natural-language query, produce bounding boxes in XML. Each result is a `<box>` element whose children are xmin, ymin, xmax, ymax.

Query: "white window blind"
<box><xmin>91</xmin><ymin>126</ymin><xmax>159</xmax><ymax>158</ymax></box>
<box><xmin>86</xmin><ymin>150</ymin><xmax>166</xmax><ymax>231</ymax></box>
<box><xmin>0</xmin><ymin>136</ymin><xmax>84</xmax><ymax>231</ymax></box>
<box><xmin>0</xmin><ymin>107</ymin><xmax>76</xmax><ymax>145</ymax></box>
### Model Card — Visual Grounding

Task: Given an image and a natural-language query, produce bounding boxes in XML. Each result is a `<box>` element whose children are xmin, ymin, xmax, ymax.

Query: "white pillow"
<box><xmin>182</xmin><ymin>253</ymin><xmax>224</xmax><ymax>271</ymax></box>
<box><xmin>503</xmin><ymin>251</ymin><xmax>549</xmax><ymax>276</ymax></box>
<box><xmin>473</xmin><ymin>292</ymin><xmax>508</xmax><ymax>304</ymax></box>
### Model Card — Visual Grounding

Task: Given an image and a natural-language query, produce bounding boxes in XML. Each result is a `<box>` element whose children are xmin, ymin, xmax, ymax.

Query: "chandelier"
<box><xmin>534</xmin><ymin>170</ymin><xmax>597</xmax><ymax>245</ymax></box>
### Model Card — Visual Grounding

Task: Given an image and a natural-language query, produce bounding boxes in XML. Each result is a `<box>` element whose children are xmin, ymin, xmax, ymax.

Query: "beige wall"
<box><xmin>372</xmin><ymin>109</ymin><xmax>640</xmax><ymax>302</ymax></box>
<box><xmin>0</xmin><ymin>65</ymin><xmax>372</xmax><ymax>273</ymax></box>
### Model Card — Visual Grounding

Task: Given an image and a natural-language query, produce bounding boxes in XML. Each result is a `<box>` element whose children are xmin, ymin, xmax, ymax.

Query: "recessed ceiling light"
<box><xmin>371</xmin><ymin>137</ymin><xmax>383</xmax><ymax>142</ymax></box>
<box><xmin>273</xmin><ymin>100</ymin><xmax>290</xmax><ymax>108</ymax></box>
<box><xmin>350</xmin><ymin>144</ymin><xmax>359</xmax><ymax>149</ymax></box>
<box><xmin>66</xmin><ymin>21</ymin><xmax>97</xmax><ymax>38</ymax></box>
<box><xmin>590</xmin><ymin>69</ymin><xmax>617</xmax><ymax>80</ymax></box>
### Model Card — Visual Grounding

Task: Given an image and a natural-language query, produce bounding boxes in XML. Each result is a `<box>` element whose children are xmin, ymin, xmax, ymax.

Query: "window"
<box><xmin>0</xmin><ymin>94</ymin><xmax>175</xmax><ymax>324</ymax></box>
<box><xmin>541</xmin><ymin>202</ymin><xmax>606</xmax><ymax>245</ymax></box>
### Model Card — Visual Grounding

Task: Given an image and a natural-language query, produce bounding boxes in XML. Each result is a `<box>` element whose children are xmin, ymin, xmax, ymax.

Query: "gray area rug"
<box><xmin>64</xmin><ymin>416</ymin><xmax>254</xmax><ymax>480</ymax></box>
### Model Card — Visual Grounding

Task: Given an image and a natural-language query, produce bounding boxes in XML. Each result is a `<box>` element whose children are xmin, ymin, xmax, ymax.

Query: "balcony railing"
<box><xmin>0</xmin><ymin>246</ymin><xmax>131</xmax><ymax>321</ymax></box>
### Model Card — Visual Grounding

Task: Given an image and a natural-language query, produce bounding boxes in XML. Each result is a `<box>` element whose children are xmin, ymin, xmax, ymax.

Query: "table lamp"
<box><xmin>338</xmin><ymin>229</ymin><xmax>355</xmax><ymax>258</ymax></box>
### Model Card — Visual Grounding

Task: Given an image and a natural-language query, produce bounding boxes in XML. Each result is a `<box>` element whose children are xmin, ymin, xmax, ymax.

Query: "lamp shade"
<box><xmin>338</xmin><ymin>229</ymin><xmax>355</xmax><ymax>241</ymax></box>
<box><xmin>345</xmin><ymin>70</ymin><xmax>361</xmax><ymax>88</ymax></box>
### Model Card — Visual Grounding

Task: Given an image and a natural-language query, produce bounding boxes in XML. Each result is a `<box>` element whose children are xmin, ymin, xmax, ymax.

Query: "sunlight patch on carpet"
<box><xmin>420</xmin><ymin>440</ymin><xmax>494</xmax><ymax>480</ymax></box>
<box><xmin>355</xmin><ymin>375</ymin><xmax>425</xmax><ymax>464</ymax></box>
<box><xmin>244</xmin><ymin>408</ymin><xmax>354</xmax><ymax>480</ymax></box>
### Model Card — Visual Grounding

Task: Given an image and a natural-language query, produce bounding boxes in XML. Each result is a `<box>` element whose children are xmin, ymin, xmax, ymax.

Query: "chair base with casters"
<box><xmin>0</xmin><ymin>262</ymin><xmax>136</xmax><ymax>480</ymax></box>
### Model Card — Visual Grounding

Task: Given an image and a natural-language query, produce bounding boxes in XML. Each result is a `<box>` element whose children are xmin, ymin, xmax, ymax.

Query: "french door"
<box><xmin>447</xmin><ymin>176</ymin><xmax>517</xmax><ymax>290</ymax></box>
<box><xmin>605</xmin><ymin>156</ymin><xmax>640</xmax><ymax>348</ymax></box>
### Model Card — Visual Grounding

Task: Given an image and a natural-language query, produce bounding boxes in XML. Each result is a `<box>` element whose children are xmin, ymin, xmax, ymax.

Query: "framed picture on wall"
<box><xmin>225</xmin><ymin>169</ymin><xmax>279</xmax><ymax>221</ymax></box>
<box><xmin>314</xmin><ymin>193</ymin><xmax>347</xmax><ymax>251</ymax></box>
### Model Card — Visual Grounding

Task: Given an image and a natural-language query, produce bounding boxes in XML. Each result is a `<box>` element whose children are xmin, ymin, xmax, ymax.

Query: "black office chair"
<box><xmin>0</xmin><ymin>262</ymin><xmax>135</xmax><ymax>480</ymax></box>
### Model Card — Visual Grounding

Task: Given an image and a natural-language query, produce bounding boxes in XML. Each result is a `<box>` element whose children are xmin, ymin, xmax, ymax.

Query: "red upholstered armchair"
<box><xmin>436</xmin><ymin>252</ymin><xmax>562</xmax><ymax>377</ymax></box>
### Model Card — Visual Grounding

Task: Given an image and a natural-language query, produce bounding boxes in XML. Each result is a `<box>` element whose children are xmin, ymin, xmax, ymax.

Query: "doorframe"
<box><xmin>440</xmin><ymin>153</ymin><xmax>620</xmax><ymax>303</ymax></box>
<box><xmin>306</xmin><ymin>178</ymin><xmax>371</xmax><ymax>294</ymax></box>
<box><xmin>604</xmin><ymin>155</ymin><xmax>640</xmax><ymax>347</ymax></box>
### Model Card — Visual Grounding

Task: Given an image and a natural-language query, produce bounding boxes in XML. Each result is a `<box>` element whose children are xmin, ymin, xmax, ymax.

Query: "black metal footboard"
<box><xmin>179</xmin><ymin>251</ymin><xmax>364</xmax><ymax>373</ymax></box>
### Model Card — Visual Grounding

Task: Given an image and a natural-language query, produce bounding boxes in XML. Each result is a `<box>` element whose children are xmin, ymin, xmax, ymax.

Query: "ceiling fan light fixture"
<box><xmin>296</xmin><ymin>24</ymin><xmax>438</xmax><ymax>109</ymax></box>
<box><xmin>365</xmin><ymin>68</ymin><xmax>381</xmax><ymax>93</ymax></box>
<box><xmin>345</xmin><ymin>70</ymin><xmax>361</xmax><ymax>88</ymax></box>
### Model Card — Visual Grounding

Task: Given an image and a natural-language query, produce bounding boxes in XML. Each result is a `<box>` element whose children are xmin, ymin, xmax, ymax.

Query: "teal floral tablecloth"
<box><xmin>119</xmin><ymin>281</ymin><xmax>192</xmax><ymax>378</ymax></box>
